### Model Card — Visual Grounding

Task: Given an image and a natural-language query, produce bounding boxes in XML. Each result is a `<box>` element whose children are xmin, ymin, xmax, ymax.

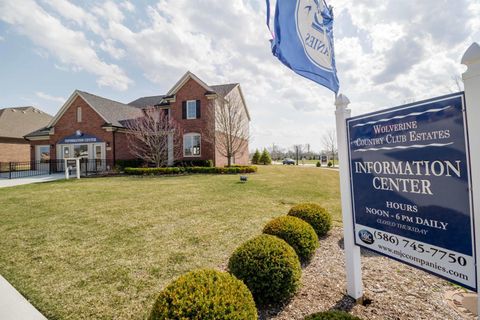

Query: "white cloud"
<box><xmin>120</xmin><ymin>1</ymin><xmax>135</xmax><ymax>12</ymax></box>
<box><xmin>92</xmin><ymin>1</ymin><xmax>125</xmax><ymax>23</ymax></box>
<box><xmin>99</xmin><ymin>39</ymin><xmax>126</xmax><ymax>60</ymax></box>
<box><xmin>1</xmin><ymin>0</ymin><xmax>479</xmax><ymax>152</ymax></box>
<box><xmin>0</xmin><ymin>35</ymin><xmax>4</xmax><ymax>41</ymax></box>
<box><xmin>35</xmin><ymin>91</ymin><xmax>65</xmax><ymax>103</ymax></box>
<box><xmin>43</xmin><ymin>0</ymin><xmax>102</xmax><ymax>35</ymax></box>
<box><xmin>0</xmin><ymin>0</ymin><xmax>132</xmax><ymax>90</ymax></box>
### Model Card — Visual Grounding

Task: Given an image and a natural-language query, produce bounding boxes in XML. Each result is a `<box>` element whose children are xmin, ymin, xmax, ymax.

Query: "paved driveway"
<box><xmin>0</xmin><ymin>173</ymin><xmax>64</xmax><ymax>188</ymax></box>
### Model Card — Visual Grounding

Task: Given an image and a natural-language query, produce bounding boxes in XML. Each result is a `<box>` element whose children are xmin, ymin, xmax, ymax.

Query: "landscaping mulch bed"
<box><xmin>257</xmin><ymin>227</ymin><xmax>472</xmax><ymax>320</ymax></box>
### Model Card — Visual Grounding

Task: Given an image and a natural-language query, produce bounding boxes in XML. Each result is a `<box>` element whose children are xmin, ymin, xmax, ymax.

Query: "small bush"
<box><xmin>149</xmin><ymin>269</ymin><xmax>257</xmax><ymax>320</ymax></box>
<box><xmin>304</xmin><ymin>310</ymin><xmax>362</xmax><ymax>320</ymax></box>
<box><xmin>288</xmin><ymin>203</ymin><xmax>332</xmax><ymax>237</ymax></box>
<box><xmin>327</xmin><ymin>161</ymin><xmax>333</xmax><ymax>167</ymax></box>
<box><xmin>115</xmin><ymin>159</ymin><xmax>143</xmax><ymax>169</ymax></box>
<box><xmin>174</xmin><ymin>159</ymin><xmax>214</xmax><ymax>167</ymax></box>
<box><xmin>228</xmin><ymin>234</ymin><xmax>301</xmax><ymax>305</ymax></box>
<box><xmin>316</xmin><ymin>161</ymin><xmax>321</xmax><ymax>167</ymax></box>
<box><xmin>263</xmin><ymin>216</ymin><xmax>318</xmax><ymax>263</ymax></box>
<box><xmin>259</xmin><ymin>148</ymin><xmax>272</xmax><ymax>165</ymax></box>
<box><xmin>124</xmin><ymin>166</ymin><xmax>257</xmax><ymax>175</ymax></box>
<box><xmin>251</xmin><ymin>149</ymin><xmax>261</xmax><ymax>164</ymax></box>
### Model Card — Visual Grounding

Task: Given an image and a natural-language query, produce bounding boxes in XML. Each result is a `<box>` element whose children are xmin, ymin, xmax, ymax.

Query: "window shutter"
<box><xmin>196</xmin><ymin>100</ymin><xmax>201</xmax><ymax>119</ymax></box>
<box><xmin>182</xmin><ymin>101</ymin><xmax>187</xmax><ymax>119</ymax></box>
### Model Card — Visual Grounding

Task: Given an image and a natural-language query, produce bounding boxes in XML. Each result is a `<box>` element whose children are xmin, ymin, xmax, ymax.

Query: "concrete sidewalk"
<box><xmin>0</xmin><ymin>276</ymin><xmax>46</xmax><ymax>320</ymax></box>
<box><xmin>0</xmin><ymin>173</ymin><xmax>64</xmax><ymax>188</ymax></box>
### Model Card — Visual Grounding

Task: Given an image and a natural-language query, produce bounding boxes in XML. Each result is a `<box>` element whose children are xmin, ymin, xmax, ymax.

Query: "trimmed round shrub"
<box><xmin>304</xmin><ymin>310</ymin><xmax>362</xmax><ymax>320</ymax></box>
<box><xmin>228</xmin><ymin>234</ymin><xmax>301</xmax><ymax>306</ymax></box>
<box><xmin>288</xmin><ymin>203</ymin><xmax>332</xmax><ymax>237</ymax></box>
<box><xmin>149</xmin><ymin>269</ymin><xmax>257</xmax><ymax>320</ymax></box>
<box><xmin>263</xmin><ymin>216</ymin><xmax>319</xmax><ymax>263</ymax></box>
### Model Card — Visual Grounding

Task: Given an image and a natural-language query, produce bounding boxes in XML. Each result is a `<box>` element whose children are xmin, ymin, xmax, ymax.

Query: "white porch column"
<box><xmin>461</xmin><ymin>42</ymin><xmax>480</xmax><ymax>310</ymax></box>
<box><xmin>167</xmin><ymin>133</ymin><xmax>174</xmax><ymax>166</ymax></box>
<box><xmin>335</xmin><ymin>94</ymin><xmax>364</xmax><ymax>300</ymax></box>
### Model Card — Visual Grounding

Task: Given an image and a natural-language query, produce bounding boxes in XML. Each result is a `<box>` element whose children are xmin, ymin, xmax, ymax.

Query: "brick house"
<box><xmin>25</xmin><ymin>72</ymin><xmax>250</xmax><ymax>167</ymax></box>
<box><xmin>0</xmin><ymin>107</ymin><xmax>52</xmax><ymax>162</ymax></box>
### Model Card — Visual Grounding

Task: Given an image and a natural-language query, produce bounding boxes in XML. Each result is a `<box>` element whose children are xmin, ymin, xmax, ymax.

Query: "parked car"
<box><xmin>282</xmin><ymin>158</ymin><xmax>295</xmax><ymax>165</ymax></box>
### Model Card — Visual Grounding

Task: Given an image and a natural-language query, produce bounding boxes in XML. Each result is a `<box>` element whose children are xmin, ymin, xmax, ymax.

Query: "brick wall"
<box><xmin>49</xmin><ymin>96</ymin><xmax>114</xmax><ymax>160</ymax></box>
<box><xmin>214</xmin><ymin>133</ymin><xmax>249</xmax><ymax>167</ymax></box>
<box><xmin>114</xmin><ymin>131</ymin><xmax>136</xmax><ymax>160</ymax></box>
<box><xmin>171</xmin><ymin>78</ymin><xmax>216</xmax><ymax>163</ymax></box>
<box><xmin>0</xmin><ymin>138</ymin><xmax>30</xmax><ymax>162</ymax></box>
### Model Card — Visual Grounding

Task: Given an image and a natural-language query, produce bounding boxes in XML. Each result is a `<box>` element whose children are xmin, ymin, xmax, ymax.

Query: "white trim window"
<box><xmin>184</xmin><ymin>133</ymin><xmax>201</xmax><ymax>157</ymax></box>
<box><xmin>186</xmin><ymin>100</ymin><xmax>197</xmax><ymax>119</ymax></box>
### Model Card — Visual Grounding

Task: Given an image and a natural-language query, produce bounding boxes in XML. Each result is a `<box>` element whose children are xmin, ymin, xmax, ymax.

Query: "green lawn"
<box><xmin>0</xmin><ymin>165</ymin><xmax>340</xmax><ymax>319</ymax></box>
<box><xmin>300</xmin><ymin>159</ymin><xmax>338</xmax><ymax>166</ymax></box>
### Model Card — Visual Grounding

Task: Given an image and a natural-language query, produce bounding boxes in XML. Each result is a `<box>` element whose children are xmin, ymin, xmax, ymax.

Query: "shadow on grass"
<box><xmin>257</xmin><ymin>299</ymin><xmax>293</xmax><ymax>320</ymax></box>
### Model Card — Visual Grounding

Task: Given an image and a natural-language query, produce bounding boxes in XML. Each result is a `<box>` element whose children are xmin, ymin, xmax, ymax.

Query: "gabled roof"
<box><xmin>210</xmin><ymin>83</ymin><xmax>239</xmax><ymax>96</ymax></box>
<box><xmin>166</xmin><ymin>71</ymin><xmax>213</xmax><ymax>96</ymax></box>
<box><xmin>128</xmin><ymin>95</ymin><xmax>165</xmax><ymax>108</ymax></box>
<box><xmin>24</xmin><ymin>126</ymin><xmax>51</xmax><ymax>138</ymax></box>
<box><xmin>48</xmin><ymin>90</ymin><xmax>144</xmax><ymax>128</ymax></box>
<box><xmin>77</xmin><ymin>91</ymin><xmax>143</xmax><ymax>127</ymax></box>
<box><xmin>0</xmin><ymin>106</ymin><xmax>52</xmax><ymax>139</ymax></box>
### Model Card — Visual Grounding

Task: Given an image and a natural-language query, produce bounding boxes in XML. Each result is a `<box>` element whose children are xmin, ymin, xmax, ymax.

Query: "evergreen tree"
<box><xmin>259</xmin><ymin>148</ymin><xmax>272</xmax><ymax>165</ymax></box>
<box><xmin>251</xmin><ymin>149</ymin><xmax>261</xmax><ymax>164</ymax></box>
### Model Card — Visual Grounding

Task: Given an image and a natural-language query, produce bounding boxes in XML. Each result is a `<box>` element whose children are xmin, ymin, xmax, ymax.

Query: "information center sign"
<box><xmin>347</xmin><ymin>93</ymin><xmax>476</xmax><ymax>290</ymax></box>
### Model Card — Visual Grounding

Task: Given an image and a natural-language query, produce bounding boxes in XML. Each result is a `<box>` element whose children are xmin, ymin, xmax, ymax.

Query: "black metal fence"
<box><xmin>0</xmin><ymin>159</ymin><xmax>113</xmax><ymax>179</ymax></box>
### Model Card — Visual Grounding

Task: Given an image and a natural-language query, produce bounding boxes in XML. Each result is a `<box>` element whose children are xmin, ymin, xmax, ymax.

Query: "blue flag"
<box><xmin>266</xmin><ymin>0</ymin><xmax>339</xmax><ymax>93</ymax></box>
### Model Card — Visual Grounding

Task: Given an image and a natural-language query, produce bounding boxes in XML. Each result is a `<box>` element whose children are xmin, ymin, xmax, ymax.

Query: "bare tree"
<box><xmin>125</xmin><ymin>107</ymin><xmax>182</xmax><ymax>167</ymax></box>
<box><xmin>321</xmin><ymin>129</ymin><xmax>337</xmax><ymax>167</ymax></box>
<box><xmin>212</xmin><ymin>87</ymin><xmax>250</xmax><ymax>166</ymax></box>
<box><xmin>269</xmin><ymin>143</ymin><xmax>284</xmax><ymax>161</ymax></box>
<box><xmin>451</xmin><ymin>75</ymin><xmax>464</xmax><ymax>92</ymax></box>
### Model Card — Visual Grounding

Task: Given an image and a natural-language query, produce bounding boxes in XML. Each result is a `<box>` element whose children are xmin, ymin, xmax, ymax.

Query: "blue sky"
<box><xmin>0</xmin><ymin>0</ymin><xmax>479</xmax><ymax>151</ymax></box>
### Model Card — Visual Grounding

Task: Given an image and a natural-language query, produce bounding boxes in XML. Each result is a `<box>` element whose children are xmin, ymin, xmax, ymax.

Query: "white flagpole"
<box><xmin>334</xmin><ymin>93</ymin><xmax>364</xmax><ymax>301</ymax></box>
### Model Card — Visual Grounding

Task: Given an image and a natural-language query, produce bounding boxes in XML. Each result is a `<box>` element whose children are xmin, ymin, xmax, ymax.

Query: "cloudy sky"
<box><xmin>0</xmin><ymin>0</ymin><xmax>479</xmax><ymax>152</ymax></box>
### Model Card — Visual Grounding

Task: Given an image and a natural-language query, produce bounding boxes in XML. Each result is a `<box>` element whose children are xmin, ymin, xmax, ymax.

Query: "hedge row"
<box><xmin>149</xmin><ymin>269</ymin><xmax>257</xmax><ymax>320</ymax></box>
<box><xmin>288</xmin><ymin>203</ymin><xmax>332</xmax><ymax>237</ymax></box>
<box><xmin>228</xmin><ymin>234</ymin><xmax>301</xmax><ymax>306</ymax></box>
<box><xmin>263</xmin><ymin>216</ymin><xmax>319</xmax><ymax>263</ymax></box>
<box><xmin>147</xmin><ymin>203</ymin><xmax>338</xmax><ymax>319</ymax></box>
<box><xmin>124</xmin><ymin>166</ymin><xmax>258</xmax><ymax>175</ymax></box>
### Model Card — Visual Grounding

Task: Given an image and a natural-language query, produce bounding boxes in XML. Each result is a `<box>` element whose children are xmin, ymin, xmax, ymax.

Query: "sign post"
<box><xmin>335</xmin><ymin>42</ymin><xmax>480</xmax><ymax>310</ymax></box>
<box><xmin>461</xmin><ymin>42</ymin><xmax>480</xmax><ymax>314</ymax></box>
<box><xmin>347</xmin><ymin>92</ymin><xmax>476</xmax><ymax>290</ymax></box>
<box><xmin>335</xmin><ymin>94</ymin><xmax>364</xmax><ymax>300</ymax></box>
<box><xmin>64</xmin><ymin>158</ymin><xmax>80</xmax><ymax>180</ymax></box>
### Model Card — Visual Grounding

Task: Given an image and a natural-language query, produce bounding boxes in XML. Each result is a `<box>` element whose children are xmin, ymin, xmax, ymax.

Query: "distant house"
<box><xmin>0</xmin><ymin>107</ymin><xmax>52</xmax><ymax>162</ymax></box>
<box><xmin>25</xmin><ymin>71</ymin><xmax>250</xmax><ymax>167</ymax></box>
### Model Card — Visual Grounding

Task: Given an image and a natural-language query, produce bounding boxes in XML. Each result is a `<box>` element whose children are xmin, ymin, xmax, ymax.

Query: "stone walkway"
<box><xmin>0</xmin><ymin>173</ymin><xmax>64</xmax><ymax>188</ymax></box>
<box><xmin>0</xmin><ymin>276</ymin><xmax>46</xmax><ymax>320</ymax></box>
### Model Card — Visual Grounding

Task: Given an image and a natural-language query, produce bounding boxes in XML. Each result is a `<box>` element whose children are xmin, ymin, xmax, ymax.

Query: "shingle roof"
<box><xmin>210</xmin><ymin>83</ymin><xmax>238</xmax><ymax>96</ymax></box>
<box><xmin>128</xmin><ymin>84</ymin><xmax>239</xmax><ymax>109</ymax></box>
<box><xmin>0</xmin><ymin>107</ymin><xmax>52</xmax><ymax>139</ymax></box>
<box><xmin>128</xmin><ymin>95</ymin><xmax>165</xmax><ymax>108</ymax></box>
<box><xmin>77</xmin><ymin>91</ymin><xmax>144</xmax><ymax>127</ymax></box>
<box><xmin>25</xmin><ymin>127</ymin><xmax>51</xmax><ymax>138</ymax></box>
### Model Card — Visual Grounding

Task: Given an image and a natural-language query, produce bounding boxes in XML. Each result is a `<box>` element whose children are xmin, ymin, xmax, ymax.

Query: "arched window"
<box><xmin>183</xmin><ymin>133</ymin><xmax>201</xmax><ymax>157</ymax></box>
